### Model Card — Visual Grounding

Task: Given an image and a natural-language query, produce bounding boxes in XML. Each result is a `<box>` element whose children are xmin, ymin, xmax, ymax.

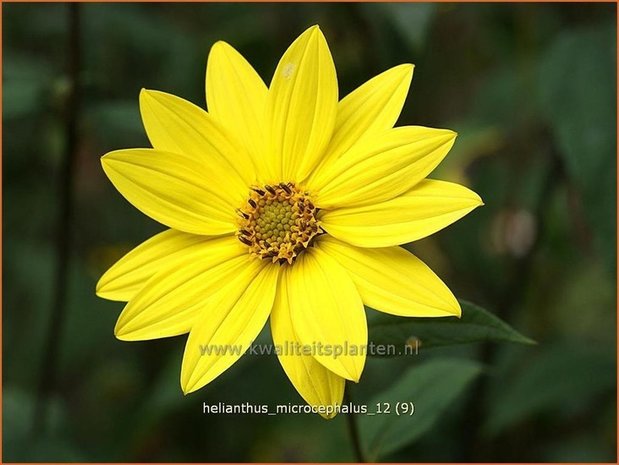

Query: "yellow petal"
<box><xmin>96</xmin><ymin>229</ymin><xmax>222</xmax><ymax>302</ymax></box>
<box><xmin>310</xmin><ymin>126</ymin><xmax>456</xmax><ymax>208</ymax></box>
<box><xmin>319</xmin><ymin>236</ymin><xmax>460</xmax><ymax>317</ymax></box>
<box><xmin>267</xmin><ymin>25</ymin><xmax>338</xmax><ymax>182</ymax></box>
<box><xmin>320</xmin><ymin>179</ymin><xmax>483</xmax><ymax>247</ymax></box>
<box><xmin>181</xmin><ymin>262</ymin><xmax>279</xmax><ymax>394</ymax></box>
<box><xmin>206</xmin><ymin>41</ymin><xmax>270</xmax><ymax>181</ymax></box>
<box><xmin>271</xmin><ymin>269</ymin><xmax>344</xmax><ymax>418</ymax></box>
<box><xmin>139</xmin><ymin>89</ymin><xmax>254</xmax><ymax>200</ymax></box>
<box><xmin>114</xmin><ymin>238</ymin><xmax>249</xmax><ymax>341</ymax></box>
<box><xmin>286</xmin><ymin>247</ymin><xmax>366</xmax><ymax>381</ymax></box>
<box><xmin>101</xmin><ymin>148</ymin><xmax>238</xmax><ymax>235</ymax></box>
<box><xmin>307</xmin><ymin>63</ymin><xmax>414</xmax><ymax>181</ymax></box>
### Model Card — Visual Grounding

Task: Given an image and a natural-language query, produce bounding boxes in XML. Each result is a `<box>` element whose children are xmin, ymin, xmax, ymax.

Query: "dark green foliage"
<box><xmin>3</xmin><ymin>3</ymin><xmax>616</xmax><ymax>462</ymax></box>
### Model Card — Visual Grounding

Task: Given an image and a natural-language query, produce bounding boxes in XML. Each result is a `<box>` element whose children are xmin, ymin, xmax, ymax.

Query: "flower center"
<box><xmin>237</xmin><ymin>182</ymin><xmax>322</xmax><ymax>264</ymax></box>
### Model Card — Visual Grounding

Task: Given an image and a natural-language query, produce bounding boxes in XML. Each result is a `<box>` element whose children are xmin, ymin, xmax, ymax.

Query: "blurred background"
<box><xmin>3</xmin><ymin>2</ymin><xmax>616</xmax><ymax>462</ymax></box>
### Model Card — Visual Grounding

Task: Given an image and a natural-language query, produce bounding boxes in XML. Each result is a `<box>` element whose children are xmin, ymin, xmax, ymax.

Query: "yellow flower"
<box><xmin>96</xmin><ymin>25</ymin><xmax>482</xmax><ymax>418</ymax></box>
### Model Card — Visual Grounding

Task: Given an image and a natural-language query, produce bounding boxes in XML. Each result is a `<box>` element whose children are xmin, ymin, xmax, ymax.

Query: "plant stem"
<box><xmin>344</xmin><ymin>383</ymin><xmax>367</xmax><ymax>462</ymax></box>
<box><xmin>32</xmin><ymin>2</ymin><xmax>81</xmax><ymax>435</ymax></box>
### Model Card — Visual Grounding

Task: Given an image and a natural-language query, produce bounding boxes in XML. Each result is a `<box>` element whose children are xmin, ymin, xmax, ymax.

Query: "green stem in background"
<box><xmin>344</xmin><ymin>383</ymin><xmax>367</xmax><ymax>463</ymax></box>
<box><xmin>32</xmin><ymin>2</ymin><xmax>81</xmax><ymax>435</ymax></box>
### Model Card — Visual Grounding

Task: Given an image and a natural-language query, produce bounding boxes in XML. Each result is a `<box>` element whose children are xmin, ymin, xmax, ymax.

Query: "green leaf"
<box><xmin>367</xmin><ymin>300</ymin><xmax>534</xmax><ymax>355</ymax></box>
<box><xmin>483</xmin><ymin>342</ymin><xmax>616</xmax><ymax>438</ymax></box>
<box><xmin>538</xmin><ymin>23</ymin><xmax>616</xmax><ymax>274</ymax></box>
<box><xmin>359</xmin><ymin>358</ymin><xmax>483</xmax><ymax>459</ymax></box>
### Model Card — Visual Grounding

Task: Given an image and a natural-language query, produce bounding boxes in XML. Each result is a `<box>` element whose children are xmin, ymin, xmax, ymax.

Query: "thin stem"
<box><xmin>344</xmin><ymin>383</ymin><xmax>367</xmax><ymax>463</ymax></box>
<box><xmin>32</xmin><ymin>2</ymin><xmax>81</xmax><ymax>435</ymax></box>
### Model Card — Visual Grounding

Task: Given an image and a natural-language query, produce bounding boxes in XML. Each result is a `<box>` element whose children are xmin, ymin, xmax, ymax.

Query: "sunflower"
<box><xmin>96</xmin><ymin>25</ymin><xmax>482</xmax><ymax>418</ymax></box>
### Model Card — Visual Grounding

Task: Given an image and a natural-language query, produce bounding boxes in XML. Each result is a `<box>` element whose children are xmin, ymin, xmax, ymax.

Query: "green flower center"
<box><xmin>237</xmin><ymin>183</ymin><xmax>322</xmax><ymax>264</ymax></box>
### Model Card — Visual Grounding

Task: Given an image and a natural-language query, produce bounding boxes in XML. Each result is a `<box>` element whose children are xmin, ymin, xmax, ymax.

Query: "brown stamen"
<box><xmin>235</xmin><ymin>182</ymin><xmax>322</xmax><ymax>264</ymax></box>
